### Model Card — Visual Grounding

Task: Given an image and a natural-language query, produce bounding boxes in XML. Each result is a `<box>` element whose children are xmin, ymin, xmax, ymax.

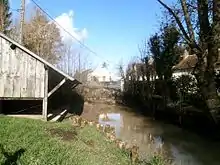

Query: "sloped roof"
<box><xmin>0</xmin><ymin>32</ymin><xmax>80</xmax><ymax>83</ymax></box>
<box><xmin>91</xmin><ymin>64</ymin><xmax>112</xmax><ymax>78</ymax></box>
<box><xmin>173</xmin><ymin>54</ymin><xmax>198</xmax><ymax>70</ymax></box>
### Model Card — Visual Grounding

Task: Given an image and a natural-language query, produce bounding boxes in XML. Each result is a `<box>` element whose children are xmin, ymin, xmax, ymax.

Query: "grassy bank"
<box><xmin>0</xmin><ymin>116</ymin><xmax>130</xmax><ymax>165</ymax></box>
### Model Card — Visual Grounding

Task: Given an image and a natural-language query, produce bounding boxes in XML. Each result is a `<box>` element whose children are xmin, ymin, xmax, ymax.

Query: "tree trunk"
<box><xmin>201</xmin><ymin>0</ymin><xmax>220</xmax><ymax>124</ymax></box>
<box><xmin>193</xmin><ymin>50</ymin><xmax>220</xmax><ymax>124</ymax></box>
<box><xmin>200</xmin><ymin>78</ymin><xmax>220</xmax><ymax>124</ymax></box>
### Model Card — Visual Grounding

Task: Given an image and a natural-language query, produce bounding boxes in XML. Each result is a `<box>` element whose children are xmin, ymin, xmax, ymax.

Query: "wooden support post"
<box><xmin>71</xmin><ymin>84</ymin><xmax>78</xmax><ymax>89</ymax></box>
<box><xmin>71</xmin><ymin>80</ymin><xmax>80</xmax><ymax>89</ymax></box>
<box><xmin>42</xmin><ymin>66</ymin><xmax>49</xmax><ymax>120</ymax></box>
<box><xmin>48</xmin><ymin>78</ymin><xmax>66</xmax><ymax>98</ymax></box>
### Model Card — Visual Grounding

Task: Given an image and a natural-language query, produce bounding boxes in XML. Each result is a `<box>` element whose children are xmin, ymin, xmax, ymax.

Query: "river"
<box><xmin>82</xmin><ymin>102</ymin><xmax>220</xmax><ymax>165</ymax></box>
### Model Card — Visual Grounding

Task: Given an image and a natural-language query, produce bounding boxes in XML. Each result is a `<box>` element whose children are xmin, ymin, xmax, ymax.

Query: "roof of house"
<box><xmin>0</xmin><ymin>32</ymin><xmax>80</xmax><ymax>83</ymax></box>
<box><xmin>173</xmin><ymin>54</ymin><xmax>198</xmax><ymax>70</ymax></box>
<box><xmin>91</xmin><ymin>64</ymin><xmax>114</xmax><ymax>79</ymax></box>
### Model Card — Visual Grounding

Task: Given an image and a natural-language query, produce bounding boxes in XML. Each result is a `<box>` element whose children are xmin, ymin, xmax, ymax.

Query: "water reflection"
<box><xmin>98</xmin><ymin>112</ymin><xmax>166</xmax><ymax>159</ymax></box>
<box><xmin>99</xmin><ymin>113</ymin><xmax>122</xmax><ymax>137</ymax></box>
<box><xmin>86</xmin><ymin>103</ymin><xmax>220</xmax><ymax>165</ymax></box>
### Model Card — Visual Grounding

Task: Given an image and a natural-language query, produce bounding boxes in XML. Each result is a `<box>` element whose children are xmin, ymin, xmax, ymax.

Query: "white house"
<box><xmin>128</xmin><ymin>50</ymin><xmax>220</xmax><ymax>82</ymax></box>
<box><xmin>172</xmin><ymin>53</ymin><xmax>197</xmax><ymax>79</ymax></box>
<box><xmin>172</xmin><ymin>50</ymin><xmax>220</xmax><ymax>78</ymax></box>
<box><xmin>88</xmin><ymin>64</ymin><xmax>113</xmax><ymax>83</ymax></box>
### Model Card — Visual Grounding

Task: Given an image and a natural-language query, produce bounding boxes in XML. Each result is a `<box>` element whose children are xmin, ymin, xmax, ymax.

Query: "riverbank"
<box><xmin>116</xmin><ymin>94</ymin><xmax>220</xmax><ymax>140</ymax></box>
<box><xmin>81</xmin><ymin>102</ymin><xmax>220</xmax><ymax>165</ymax></box>
<box><xmin>0</xmin><ymin>116</ymin><xmax>130</xmax><ymax>165</ymax></box>
<box><xmin>79</xmin><ymin>85</ymin><xmax>220</xmax><ymax>140</ymax></box>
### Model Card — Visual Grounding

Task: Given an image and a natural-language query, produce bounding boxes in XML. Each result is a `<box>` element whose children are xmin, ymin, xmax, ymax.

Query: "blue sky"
<box><xmin>11</xmin><ymin>0</ymin><xmax>175</xmax><ymax>76</ymax></box>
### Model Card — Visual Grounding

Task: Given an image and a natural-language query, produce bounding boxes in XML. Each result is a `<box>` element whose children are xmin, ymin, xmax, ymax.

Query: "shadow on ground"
<box><xmin>0</xmin><ymin>144</ymin><xmax>25</xmax><ymax>165</ymax></box>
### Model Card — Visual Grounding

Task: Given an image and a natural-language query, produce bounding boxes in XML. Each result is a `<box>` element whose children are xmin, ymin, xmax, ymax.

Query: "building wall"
<box><xmin>88</xmin><ymin>67</ymin><xmax>112</xmax><ymax>83</ymax></box>
<box><xmin>0</xmin><ymin>36</ymin><xmax>45</xmax><ymax>99</ymax></box>
<box><xmin>172</xmin><ymin>70</ymin><xmax>192</xmax><ymax>79</ymax></box>
<box><xmin>96</xmin><ymin>75</ymin><xmax>111</xmax><ymax>82</ymax></box>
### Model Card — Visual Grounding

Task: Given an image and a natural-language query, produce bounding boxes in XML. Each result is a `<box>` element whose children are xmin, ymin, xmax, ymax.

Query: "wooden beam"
<box><xmin>0</xmin><ymin>97</ymin><xmax>43</xmax><ymax>100</ymax></box>
<box><xmin>71</xmin><ymin>81</ymin><xmax>81</xmax><ymax>89</ymax></box>
<box><xmin>42</xmin><ymin>67</ymin><xmax>49</xmax><ymax>121</ymax></box>
<box><xmin>48</xmin><ymin>78</ymin><xmax>66</xmax><ymax>98</ymax></box>
<box><xmin>51</xmin><ymin>109</ymin><xmax>68</xmax><ymax>122</ymax></box>
<box><xmin>71</xmin><ymin>84</ymin><xmax>78</xmax><ymax>89</ymax></box>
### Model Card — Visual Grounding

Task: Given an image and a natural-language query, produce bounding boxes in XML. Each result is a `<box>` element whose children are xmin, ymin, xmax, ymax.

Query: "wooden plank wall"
<box><xmin>0</xmin><ymin>36</ymin><xmax>45</xmax><ymax>98</ymax></box>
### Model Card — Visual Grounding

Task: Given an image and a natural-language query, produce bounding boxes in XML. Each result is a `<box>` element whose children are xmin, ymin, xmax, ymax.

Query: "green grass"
<box><xmin>0</xmin><ymin>116</ymin><xmax>130</xmax><ymax>165</ymax></box>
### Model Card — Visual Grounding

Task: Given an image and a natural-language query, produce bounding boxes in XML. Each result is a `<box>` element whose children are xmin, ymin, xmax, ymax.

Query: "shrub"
<box><xmin>173</xmin><ymin>75</ymin><xmax>206</xmax><ymax>108</ymax></box>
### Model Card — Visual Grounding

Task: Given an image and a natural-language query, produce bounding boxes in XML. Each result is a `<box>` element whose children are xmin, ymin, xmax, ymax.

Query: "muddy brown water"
<box><xmin>82</xmin><ymin>102</ymin><xmax>220</xmax><ymax>165</ymax></box>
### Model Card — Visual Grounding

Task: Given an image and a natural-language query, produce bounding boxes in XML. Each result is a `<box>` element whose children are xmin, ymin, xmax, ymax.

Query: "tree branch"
<box><xmin>198</xmin><ymin>0</ymin><xmax>211</xmax><ymax>45</ymax></box>
<box><xmin>212</xmin><ymin>0</ymin><xmax>220</xmax><ymax>48</ymax></box>
<box><xmin>180</xmin><ymin>0</ymin><xmax>195</xmax><ymax>41</ymax></box>
<box><xmin>157</xmin><ymin>0</ymin><xmax>191</xmax><ymax>42</ymax></box>
<box><xmin>187</xmin><ymin>3</ymin><xmax>197</xmax><ymax>10</ymax></box>
<box><xmin>157</xmin><ymin>0</ymin><xmax>202</xmax><ymax>52</ymax></box>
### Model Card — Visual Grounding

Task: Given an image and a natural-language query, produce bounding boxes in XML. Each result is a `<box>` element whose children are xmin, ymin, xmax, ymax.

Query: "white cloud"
<box><xmin>55</xmin><ymin>10</ymin><xmax>88</xmax><ymax>43</ymax></box>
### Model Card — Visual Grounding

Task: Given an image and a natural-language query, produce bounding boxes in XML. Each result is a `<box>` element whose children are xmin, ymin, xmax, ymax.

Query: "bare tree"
<box><xmin>22</xmin><ymin>7</ymin><xmax>63</xmax><ymax>64</ymax></box>
<box><xmin>138</xmin><ymin>39</ymin><xmax>148</xmax><ymax>81</ymax></box>
<box><xmin>58</xmin><ymin>42</ymin><xmax>79</xmax><ymax>76</ymax></box>
<box><xmin>157</xmin><ymin>0</ymin><xmax>220</xmax><ymax>124</ymax></box>
<box><xmin>8</xmin><ymin>19</ymin><xmax>20</xmax><ymax>42</ymax></box>
<box><xmin>0</xmin><ymin>0</ymin><xmax>12</xmax><ymax>34</ymax></box>
<box><xmin>116</xmin><ymin>59</ymin><xmax>125</xmax><ymax>80</ymax></box>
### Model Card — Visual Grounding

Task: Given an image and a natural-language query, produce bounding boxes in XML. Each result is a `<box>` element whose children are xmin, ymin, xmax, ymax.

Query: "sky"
<box><xmin>10</xmin><ymin>0</ymin><xmax>175</xmax><ymax>79</ymax></box>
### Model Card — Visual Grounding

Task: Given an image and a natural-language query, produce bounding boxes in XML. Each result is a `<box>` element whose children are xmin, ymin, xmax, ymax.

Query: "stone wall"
<box><xmin>76</xmin><ymin>85</ymin><xmax>120</xmax><ymax>105</ymax></box>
